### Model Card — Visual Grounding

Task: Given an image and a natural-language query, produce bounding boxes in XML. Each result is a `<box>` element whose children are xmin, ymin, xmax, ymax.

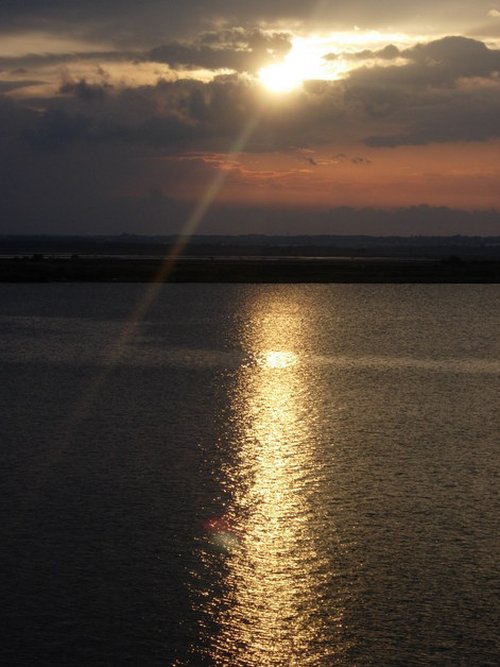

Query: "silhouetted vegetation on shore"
<box><xmin>0</xmin><ymin>255</ymin><xmax>498</xmax><ymax>283</ymax></box>
<box><xmin>1</xmin><ymin>235</ymin><xmax>499</xmax><ymax>282</ymax></box>
<box><xmin>1</xmin><ymin>233</ymin><xmax>500</xmax><ymax>258</ymax></box>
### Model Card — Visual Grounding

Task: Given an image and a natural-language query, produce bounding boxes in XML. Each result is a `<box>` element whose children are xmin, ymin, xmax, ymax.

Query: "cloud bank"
<box><xmin>1</xmin><ymin>1</ymin><xmax>500</xmax><ymax>234</ymax></box>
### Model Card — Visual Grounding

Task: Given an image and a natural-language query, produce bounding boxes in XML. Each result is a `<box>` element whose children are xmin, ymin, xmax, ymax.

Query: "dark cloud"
<box><xmin>0</xmin><ymin>2</ymin><xmax>493</xmax><ymax>28</ymax></box>
<box><xmin>362</xmin><ymin>44</ymin><xmax>400</xmax><ymax>60</ymax></box>
<box><xmin>319</xmin><ymin>36</ymin><xmax>500</xmax><ymax>148</ymax></box>
<box><xmin>348</xmin><ymin>36</ymin><xmax>500</xmax><ymax>89</ymax></box>
<box><xmin>60</xmin><ymin>77</ymin><xmax>112</xmax><ymax>102</ymax></box>
<box><xmin>364</xmin><ymin>88</ymin><xmax>500</xmax><ymax>146</ymax></box>
<box><xmin>0</xmin><ymin>51</ymin><xmax>137</xmax><ymax>72</ymax></box>
<box><xmin>402</xmin><ymin>36</ymin><xmax>500</xmax><ymax>82</ymax></box>
<box><xmin>0</xmin><ymin>1</ymin><xmax>496</xmax><ymax>48</ymax></box>
<box><xmin>0</xmin><ymin>32</ymin><xmax>497</xmax><ymax>159</ymax></box>
<box><xmin>345</xmin><ymin>83</ymin><xmax>407</xmax><ymax>119</ymax></box>
<box><xmin>15</xmin><ymin>76</ymin><xmax>247</xmax><ymax>151</ymax></box>
<box><xmin>342</xmin><ymin>36</ymin><xmax>500</xmax><ymax>146</ymax></box>
<box><xmin>324</xmin><ymin>44</ymin><xmax>401</xmax><ymax>62</ymax></box>
<box><xmin>14</xmin><ymin>72</ymin><xmax>345</xmax><ymax>153</ymax></box>
<box><xmin>0</xmin><ymin>93</ymin><xmax>37</xmax><ymax>138</ymax></box>
<box><xmin>148</xmin><ymin>28</ymin><xmax>291</xmax><ymax>73</ymax></box>
<box><xmin>0</xmin><ymin>79</ymin><xmax>44</xmax><ymax>93</ymax></box>
<box><xmin>24</xmin><ymin>109</ymin><xmax>93</xmax><ymax>150</ymax></box>
<box><xmin>7</xmin><ymin>34</ymin><xmax>500</xmax><ymax>155</ymax></box>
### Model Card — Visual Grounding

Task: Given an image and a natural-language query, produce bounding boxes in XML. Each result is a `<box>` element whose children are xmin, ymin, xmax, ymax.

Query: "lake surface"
<box><xmin>1</xmin><ymin>284</ymin><xmax>498</xmax><ymax>666</ymax></box>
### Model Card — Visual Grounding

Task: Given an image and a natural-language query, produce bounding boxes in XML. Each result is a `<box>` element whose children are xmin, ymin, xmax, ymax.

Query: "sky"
<box><xmin>1</xmin><ymin>0</ymin><xmax>500</xmax><ymax>235</ymax></box>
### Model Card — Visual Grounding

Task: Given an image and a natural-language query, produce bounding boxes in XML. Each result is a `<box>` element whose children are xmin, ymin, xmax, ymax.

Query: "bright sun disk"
<box><xmin>259</xmin><ymin>38</ymin><xmax>321</xmax><ymax>93</ymax></box>
<box><xmin>259</xmin><ymin>61</ymin><xmax>303</xmax><ymax>93</ymax></box>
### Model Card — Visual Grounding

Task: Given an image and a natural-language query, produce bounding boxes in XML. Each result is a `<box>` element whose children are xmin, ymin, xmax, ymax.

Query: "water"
<box><xmin>0</xmin><ymin>284</ymin><xmax>498</xmax><ymax>666</ymax></box>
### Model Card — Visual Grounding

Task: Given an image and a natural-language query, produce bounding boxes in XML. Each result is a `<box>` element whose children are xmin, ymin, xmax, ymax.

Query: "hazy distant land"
<box><xmin>1</xmin><ymin>235</ymin><xmax>499</xmax><ymax>283</ymax></box>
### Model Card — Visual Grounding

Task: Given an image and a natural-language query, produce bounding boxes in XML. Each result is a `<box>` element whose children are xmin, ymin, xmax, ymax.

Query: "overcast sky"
<box><xmin>1</xmin><ymin>0</ymin><xmax>500</xmax><ymax>235</ymax></box>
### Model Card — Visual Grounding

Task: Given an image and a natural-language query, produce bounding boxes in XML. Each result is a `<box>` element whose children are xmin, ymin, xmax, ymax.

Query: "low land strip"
<box><xmin>0</xmin><ymin>256</ymin><xmax>498</xmax><ymax>283</ymax></box>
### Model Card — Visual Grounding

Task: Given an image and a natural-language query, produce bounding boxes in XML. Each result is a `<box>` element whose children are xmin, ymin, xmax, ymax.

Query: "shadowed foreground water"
<box><xmin>1</xmin><ymin>284</ymin><xmax>499</xmax><ymax>665</ymax></box>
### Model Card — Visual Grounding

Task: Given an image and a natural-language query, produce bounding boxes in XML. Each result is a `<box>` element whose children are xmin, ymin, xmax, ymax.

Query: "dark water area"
<box><xmin>1</xmin><ymin>284</ymin><xmax>499</xmax><ymax>665</ymax></box>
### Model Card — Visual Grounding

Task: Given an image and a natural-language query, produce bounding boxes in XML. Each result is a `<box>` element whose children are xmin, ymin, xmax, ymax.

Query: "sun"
<box><xmin>257</xmin><ymin>35</ymin><xmax>348</xmax><ymax>93</ymax></box>
<box><xmin>258</xmin><ymin>37</ymin><xmax>321</xmax><ymax>93</ymax></box>
<box><xmin>258</xmin><ymin>31</ymin><xmax>407</xmax><ymax>94</ymax></box>
<box><xmin>259</xmin><ymin>61</ymin><xmax>304</xmax><ymax>93</ymax></box>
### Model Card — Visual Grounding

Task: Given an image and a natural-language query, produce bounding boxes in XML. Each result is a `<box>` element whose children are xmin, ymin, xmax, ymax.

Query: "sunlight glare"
<box><xmin>263</xmin><ymin>350</ymin><xmax>298</xmax><ymax>368</ymax></box>
<box><xmin>258</xmin><ymin>30</ymin><xmax>420</xmax><ymax>93</ymax></box>
<box><xmin>259</xmin><ymin>37</ymin><xmax>322</xmax><ymax>93</ymax></box>
<box><xmin>259</xmin><ymin>62</ymin><xmax>302</xmax><ymax>93</ymax></box>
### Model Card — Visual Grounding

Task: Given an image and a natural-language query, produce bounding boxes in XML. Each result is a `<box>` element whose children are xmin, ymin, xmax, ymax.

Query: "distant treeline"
<box><xmin>1</xmin><ymin>234</ymin><xmax>500</xmax><ymax>260</ymax></box>
<box><xmin>0</xmin><ymin>256</ymin><xmax>499</xmax><ymax>283</ymax></box>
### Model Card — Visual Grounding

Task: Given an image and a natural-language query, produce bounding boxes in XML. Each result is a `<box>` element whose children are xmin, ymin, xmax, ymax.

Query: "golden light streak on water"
<box><xmin>208</xmin><ymin>290</ymin><xmax>343</xmax><ymax>666</ymax></box>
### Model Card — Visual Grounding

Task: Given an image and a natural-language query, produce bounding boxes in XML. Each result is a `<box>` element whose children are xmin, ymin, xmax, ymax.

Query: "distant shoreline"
<box><xmin>1</xmin><ymin>256</ymin><xmax>499</xmax><ymax>283</ymax></box>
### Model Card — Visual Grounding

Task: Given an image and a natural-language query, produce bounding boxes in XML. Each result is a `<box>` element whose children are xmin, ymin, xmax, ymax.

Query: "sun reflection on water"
<box><xmin>260</xmin><ymin>350</ymin><xmax>298</xmax><ymax>369</ymax></box>
<box><xmin>203</xmin><ymin>290</ymin><xmax>343</xmax><ymax>666</ymax></box>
